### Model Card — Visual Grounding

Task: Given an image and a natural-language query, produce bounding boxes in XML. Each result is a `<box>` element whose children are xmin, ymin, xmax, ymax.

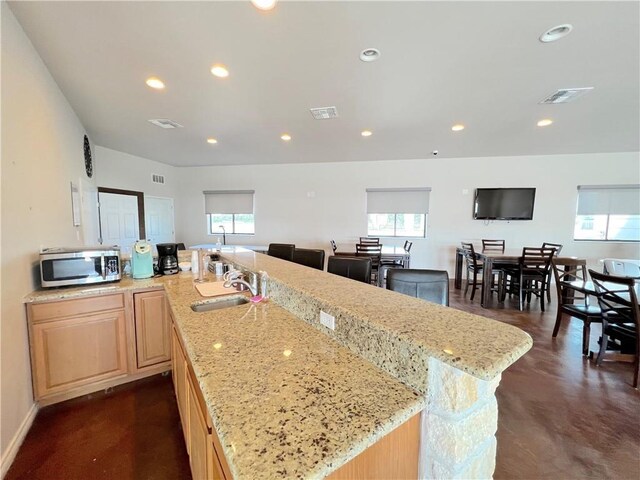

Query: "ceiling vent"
<box><xmin>152</xmin><ymin>174</ymin><xmax>165</xmax><ymax>184</ymax></box>
<box><xmin>148</xmin><ymin>118</ymin><xmax>184</xmax><ymax>129</ymax></box>
<box><xmin>539</xmin><ymin>88</ymin><xmax>594</xmax><ymax>104</ymax></box>
<box><xmin>310</xmin><ymin>106</ymin><xmax>339</xmax><ymax>120</ymax></box>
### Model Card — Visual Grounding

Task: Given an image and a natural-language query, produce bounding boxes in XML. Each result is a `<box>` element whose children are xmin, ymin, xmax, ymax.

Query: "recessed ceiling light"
<box><xmin>451</xmin><ymin>124</ymin><xmax>465</xmax><ymax>132</ymax></box>
<box><xmin>359</xmin><ymin>48</ymin><xmax>380</xmax><ymax>62</ymax></box>
<box><xmin>251</xmin><ymin>0</ymin><xmax>276</xmax><ymax>10</ymax></box>
<box><xmin>145</xmin><ymin>77</ymin><xmax>165</xmax><ymax>89</ymax></box>
<box><xmin>361</xmin><ymin>130</ymin><xmax>373</xmax><ymax>137</ymax></box>
<box><xmin>211</xmin><ymin>64</ymin><xmax>229</xmax><ymax>78</ymax></box>
<box><xmin>537</xmin><ymin>119</ymin><xmax>553</xmax><ymax>127</ymax></box>
<box><xmin>207</xmin><ymin>138</ymin><xmax>218</xmax><ymax>144</ymax></box>
<box><xmin>281</xmin><ymin>134</ymin><xmax>291</xmax><ymax>141</ymax></box>
<box><xmin>539</xmin><ymin>24</ymin><xmax>573</xmax><ymax>43</ymax></box>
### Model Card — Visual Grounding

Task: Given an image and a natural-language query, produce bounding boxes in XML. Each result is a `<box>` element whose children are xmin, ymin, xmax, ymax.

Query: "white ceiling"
<box><xmin>8</xmin><ymin>1</ymin><xmax>640</xmax><ymax>167</ymax></box>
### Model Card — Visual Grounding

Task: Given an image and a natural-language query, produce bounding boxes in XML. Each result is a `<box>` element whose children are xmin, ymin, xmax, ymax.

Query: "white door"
<box><xmin>99</xmin><ymin>192</ymin><xmax>140</xmax><ymax>249</ymax></box>
<box><xmin>145</xmin><ymin>196</ymin><xmax>175</xmax><ymax>245</ymax></box>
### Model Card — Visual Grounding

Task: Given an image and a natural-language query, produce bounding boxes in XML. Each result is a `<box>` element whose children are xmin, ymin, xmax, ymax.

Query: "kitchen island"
<box><xmin>25</xmin><ymin>248</ymin><xmax>532</xmax><ymax>479</ymax></box>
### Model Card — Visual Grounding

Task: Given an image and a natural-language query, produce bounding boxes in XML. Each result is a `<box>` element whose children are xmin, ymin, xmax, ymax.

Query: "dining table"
<box><xmin>454</xmin><ymin>246</ymin><xmax>580</xmax><ymax>308</ymax></box>
<box><xmin>560</xmin><ymin>279</ymin><xmax>640</xmax><ymax>305</ymax></box>
<box><xmin>335</xmin><ymin>245</ymin><xmax>411</xmax><ymax>268</ymax></box>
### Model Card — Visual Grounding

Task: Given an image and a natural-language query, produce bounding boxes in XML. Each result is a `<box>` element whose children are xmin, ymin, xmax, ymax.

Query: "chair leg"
<box><xmin>582</xmin><ymin>322</ymin><xmax>590</xmax><ymax>356</ymax></box>
<box><xmin>540</xmin><ymin>282</ymin><xmax>546</xmax><ymax>312</ymax></box>
<box><xmin>596</xmin><ymin>332</ymin><xmax>609</xmax><ymax>366</ymax></box>
<box><xmin>470</xmin><ymin>269</ymin><xmax>477</xmax><ymax>301</ymax></box>
<box><xmin>464</xmin><ymin>270</ymin><xmax>470</xmax><ymax>297</ymax></box>
<box><xmin>552</xmin><ymin>310</ymin><xmax>563</xmax><ymax>338</ymax></box>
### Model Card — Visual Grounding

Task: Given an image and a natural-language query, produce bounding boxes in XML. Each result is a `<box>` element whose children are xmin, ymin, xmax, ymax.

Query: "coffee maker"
<box><xmin>157</xmin><ymin>243</ymin><xmax>179</xmax><ymax>275</ymax></box>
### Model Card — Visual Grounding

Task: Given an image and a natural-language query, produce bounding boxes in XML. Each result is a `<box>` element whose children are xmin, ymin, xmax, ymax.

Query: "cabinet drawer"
<box><xmin>31</xmin><ymin>310</ymin><xmax>128</xmax><ymax>398</ymax></box>
<box><xmin>29</xmin><ymin>293</ymin><xmax>125</xmax><ymax>323</ymax></box>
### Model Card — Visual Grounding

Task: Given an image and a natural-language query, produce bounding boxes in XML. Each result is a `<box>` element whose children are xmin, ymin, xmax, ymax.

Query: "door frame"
<box><xmin>98</xmin><ymin>187</ymin><xmax>146</xmax><ymax>242</ymax></box>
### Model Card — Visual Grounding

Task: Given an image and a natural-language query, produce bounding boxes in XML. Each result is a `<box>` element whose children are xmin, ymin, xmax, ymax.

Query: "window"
<box><xmin>574</xmin><ymin>185</ymin><xmax>640</xmax><ymax>241</ymax></box>
<box><xmin>366</xmin><ymin>188</ymin><xmax>430</xmax><ymax>237</ymax></box>
<box><xmin>204</xmin><ymin>190</ymin><xmax>255</xmax><ymax>235</ymax></box>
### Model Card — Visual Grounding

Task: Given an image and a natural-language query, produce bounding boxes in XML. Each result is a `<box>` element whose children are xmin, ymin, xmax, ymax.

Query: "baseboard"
<box><xmin>0</xmin><ymin>402</ymin><xmax>38</xmax><ymax>479</ymax></box>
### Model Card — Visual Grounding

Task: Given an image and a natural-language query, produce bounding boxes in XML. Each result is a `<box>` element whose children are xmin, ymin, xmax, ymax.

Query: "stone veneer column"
<box><xmin>419</xmin><ymin>358</ymin><xmax>501</xmax><ymax>479</ymax></box>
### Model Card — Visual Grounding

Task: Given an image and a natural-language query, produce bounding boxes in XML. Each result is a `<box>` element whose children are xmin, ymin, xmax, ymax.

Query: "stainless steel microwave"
<box><xmin>40</xmin><ymin>247</ymin><xmax>121</xmax><ymax>288</ymax></box>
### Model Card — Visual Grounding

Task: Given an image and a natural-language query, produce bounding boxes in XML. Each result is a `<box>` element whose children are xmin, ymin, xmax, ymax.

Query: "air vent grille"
<box><xmin>152</xmin><ymin>174</ymin><xmax>165</xmax><ymax>184</ymax></box>
<box><xmin>310</xmin><ymin>106</ymin><xmax>339</xmax><ymax>120</ymax></box>
<box><xmin>539</xmin><ymin>87</ymin><xmax>594</xmax><ymax>104</ymax></box>
<box><xmin>148</xmin><ymin>119</ymin><xmax>184</xmax><ymax>129</ymax></box>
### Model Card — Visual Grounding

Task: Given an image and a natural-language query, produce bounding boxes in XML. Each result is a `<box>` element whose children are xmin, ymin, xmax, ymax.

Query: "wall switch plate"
<box><xmin>320</xmin><ymin>310</ymin><xmax>335</xmax><ymax>330</ymax></box>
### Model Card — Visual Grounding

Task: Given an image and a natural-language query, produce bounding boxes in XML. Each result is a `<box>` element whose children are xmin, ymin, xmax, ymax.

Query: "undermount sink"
<box><xmin>190</xmin><ymin>296</ymin><xmax>250</xmax><ymax>312</ymax></box>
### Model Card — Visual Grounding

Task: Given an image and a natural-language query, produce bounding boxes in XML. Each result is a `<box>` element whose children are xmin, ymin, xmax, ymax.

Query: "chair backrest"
<box><xmin>589</xmin><ymin>269</ymin><xmax>639</xmax><ymax>326</ymax></box>
<box><xmin>603</xmin><ymin>259</ymin><xmax>640</xmax><ymax>279</ymax></box>
<box><xmin>542</xmin><ymin>242</ymin><xmax>563</xmax><ymax>256</ymax></box>
<box><xmin>482</xmin><ymin>239</ymin><xmax>505</xmax><ymax>253</ymax></box>
<box><xmin>327</xmin><ymin>256</ymin><xmax>371</xmax><ymax>283</ymax></box>
<box><xmin>403</xmin><ymin>240</ymin><xmax>413</xmax><ymax>253</ymax></box>
<box><xmin>267</xmin><ymin>243</ymin><xmax>295</xmax><ymax>261</ymax></box>
<box><xmin>386</xmin><ymin>269</ymin><xmax>450</xmax><ymax>306</ymax></box>
<box><xmin>551</xmin><ymin>258</ymin><xmax>588</xmax><ymax>303</ymax></box>
<box><xmin>359</xmin><ymin>237</ymin><xmax>380</xmax><ymax>245</ymax></box>
<box><xmin>520</xmin><ymin>247</ymin><xmax>555</xmax><ymax>273</ymax></box>
<box><xmin>355</xmin><ymin>243</ymin><xmax>382</xmax><ymax>269</ymax></box>
<box><xmin>460</xmin><ymin>242</ymin><xmax>479</xmax><ymax>267</ymax></box>
<box><xmin>330</xmin><ymin>240</ymin><xmax>337</xmax><ymax>253</ymax></box>
<box><xmin>292</xmin><ymin>248</ymin><xmax>325</xmax><ymax>270</ymax></box>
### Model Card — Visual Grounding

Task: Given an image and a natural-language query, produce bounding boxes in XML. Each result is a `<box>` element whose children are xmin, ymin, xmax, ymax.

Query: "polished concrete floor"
<box><xmin>5</xmin><ymin>287</ymin><xmax>640</xmax><ymax>479</ymax></box>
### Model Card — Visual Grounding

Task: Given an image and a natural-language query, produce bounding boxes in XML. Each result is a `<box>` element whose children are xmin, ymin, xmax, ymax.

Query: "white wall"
<box><xmin>0</xmin><ymin>3</ymin><xmax>98</xmax><ymax>471</ymax></box>
<box><xmin>94</xmin><ymin>145</ymin><xmax>177</xmax><ymax>199</ymax></box>
<box><xmin>175</xmin><ymin>152</ymin><xmax>640</xmax><ymax>271</ymax></box>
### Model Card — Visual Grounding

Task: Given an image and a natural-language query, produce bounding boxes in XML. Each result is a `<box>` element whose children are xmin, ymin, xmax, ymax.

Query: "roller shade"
<box><xmin>577</xmin><ymin>185</ymin><xmax>640</xmax><ymax>216</ymax></box>
<box><xmin>366</xmin><ymin>188</ymin><xmax>431</xmax><ymax>214</ymax></box>
<box><xmin>204</xmin><ymin>190</ymin><xmax>254</xmax><ymax>214</ymax></box>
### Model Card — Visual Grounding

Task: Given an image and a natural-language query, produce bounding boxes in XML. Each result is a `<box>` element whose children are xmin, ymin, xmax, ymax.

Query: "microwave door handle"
<box><xmin>101</xmin><ymin>255</ymin><xmax>106</xmax><ymax>279</ymax></box>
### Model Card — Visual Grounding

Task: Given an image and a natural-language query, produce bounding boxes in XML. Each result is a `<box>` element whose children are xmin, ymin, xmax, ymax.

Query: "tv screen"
<box><xmin>473</xmin><ymin>188</ymin><xmax>536</xmax><ymax>220</ymax></box>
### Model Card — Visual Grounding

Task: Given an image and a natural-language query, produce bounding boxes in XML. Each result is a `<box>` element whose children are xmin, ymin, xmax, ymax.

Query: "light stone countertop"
<box><xmin>24</xmin><ymin>249</ymin><xmax>532</xmax><ymax>479</ymax></box>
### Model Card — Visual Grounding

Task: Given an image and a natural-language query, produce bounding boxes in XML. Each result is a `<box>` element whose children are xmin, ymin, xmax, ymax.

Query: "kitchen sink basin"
<box><xmin>190</xmin><ymin>296</ymin><xmax>250</xmax><ymax>312</ymax></box>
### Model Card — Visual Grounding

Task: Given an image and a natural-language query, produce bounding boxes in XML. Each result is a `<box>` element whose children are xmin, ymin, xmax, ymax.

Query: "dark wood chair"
<box><xmin>292</xmin><ymin>248</ymin><xmax>325</xmax><ymax>270</ymax></box>
<box><xmin>379</xmin><ymin>240</ymin><xmax>414</xmax><ymax>286</ymax></box>
<box><xmin>386</xmin><ymin>269</ymin><xmax>449</xmax><ymax>306</ymax></box>
<box><xmin>267</xmin><ymin>243</ymin><xmax>295</xmax><ymax>261</ymax></box>
<box><xmin>460</xmin><ymin>242</ymin><xmax>482</xmax><ymax>300</ymax></box>
<box><xmin>330</xmin><ymin>240</ymin><xmax>337</xmax><ymax>254</ymax></box>
<box><xmin>551</xmin><ymin>259</ymin><xmax>602</xmax><ymax>355</ymax></box>
<box><xmin>542</xmin><ymin>242</ymin><xmax>564</xmax><ymax>302</ymax></box>
<box><xmin>589</xmin><ymin>269</ymin><xmax>639</xmax><ymax>388</ymax></box>
<box><xmin>327</xmin><ymin>256</ymin><xmax>372</xmax><ymax>284</ymax></box>
<box><xmin>510</xmin><ymin>247</ymin><xmax>556</xmax><ymax>311</ymax></box>
<box><xmin>482</xmin><ymin>239</ymin><xmax>505</xmax><ymax>252</ymax></box>
<box><xmin>356</xmin><ymin>243</ymin><xmax>382</xmax><ymax>285</ymax></box>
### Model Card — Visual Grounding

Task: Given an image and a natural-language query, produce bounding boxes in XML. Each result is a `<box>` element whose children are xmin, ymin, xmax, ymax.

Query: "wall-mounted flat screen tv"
<box><xmin>473</xmin><ymin>188</ymin><xmax>536</xmax><ymax>220</ymax></box>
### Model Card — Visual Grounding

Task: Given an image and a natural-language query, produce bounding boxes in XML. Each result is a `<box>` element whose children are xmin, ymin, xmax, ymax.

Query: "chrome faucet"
<box><xmin>224</xmin><ymin>278</ymin><xmax>258</xmax><ymax>296</ymax></box>
<box><xmin>218</xmin><ymin>225</ymin><xmax>226</xmax><ymax>245</ymax></box>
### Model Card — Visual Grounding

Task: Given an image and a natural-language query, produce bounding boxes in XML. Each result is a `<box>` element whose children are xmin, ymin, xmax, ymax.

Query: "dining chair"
<box><xmin>356</xmin><ymin>243</ymin><xmax>382</xmax><ymax>285</ymax></box>
<box><xmin>327</xmin><ymin>256</ymin><xmax>372</xmax><ymax>284</ymax></box>
<box><xmin>359</xmin><ymin>237</ymin><xmax>380</xmax><ymax>245</ymax></box>
<box><xmin>292</xmin><ymin>248</ymin><xmax>325</xmax><ymax>270</ymax></box>
<box><xmin>267</xmin><ymin>243</ymin><xmax>295</xmax><ymax>261</ymax></box>
<box><xmin>386</xmin><ymin>269</ymin><xmax>449</xmax><ymax>306</ymax></box>
<box><xmin>461</xmin><ymin>242</ymin><xmax>503</xmax><ymax>301</ymax></box>
<box><xmin>482</xmin><ymin>239</ymin><xmax>505</xmax><ymax>253</ymax></box>
<box><xmin>542</xmin><ymin>242</ymin><xmax>564</xmax><ymax>302</ymax></box>
<box><xmin>551</xmin><ymin>258</ymin><xmax>602</xmax><ymax>356</ymax></box>
<box><xmin>330</xmin><ymin>240</ymin><xmax>337</xmax><ymax>254</ymax></box>
<box><xmin>589</xmin><ymin>269</ymin><xmax>639</xmax><ymax>388</ymax></box>
<box><xmin>510</xmin><ymin>247</ymin><xmax>555</xmax><ymax>311</ymax></box>
<box><xmin>379</xmin><ymin>240</ymin><xmax>414</xmax><ymax>285</ymax></box>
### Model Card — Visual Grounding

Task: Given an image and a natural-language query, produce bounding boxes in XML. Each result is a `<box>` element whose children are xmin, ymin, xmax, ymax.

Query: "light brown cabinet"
<box><xmin>28</xmin><ymin>294</ymin><xmax>128</xmax><ymax>403</ymax></box>
<box><xmin>171</xmin><ymin>325</ymin><xmax>231</xmax><ymax>480</ymax></box>
<box><xmin>134</xmin><ymin>290</ymin><xmax>171</xmax><ymax>369</ymax></box>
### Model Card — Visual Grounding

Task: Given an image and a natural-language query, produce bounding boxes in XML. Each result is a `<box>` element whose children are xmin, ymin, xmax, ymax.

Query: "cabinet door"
<box><xmin>31</xmin><ymin>310</ymin><xmax>127</xmax><ymax>399</ymax></box>
<box><xmin>188</xmin><ymin>377</ymin><xmax>210</xmax><ymax>480</ymax></box>
<box><xmin>134</xmin><ymin>291</ymin><xmax>170</xmax><ymax>368</ymax></box>
<box><xmin>172</xmin><ymin>328</ymin><xmax>189</xmax><ymax>450</ymax></box>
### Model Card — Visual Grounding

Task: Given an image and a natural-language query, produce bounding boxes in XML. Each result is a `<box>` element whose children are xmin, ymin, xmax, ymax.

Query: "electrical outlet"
<box><xmin>320</xmin><ymin>310</ymin><xmax>335</xmax><ymax>330</ymax></box>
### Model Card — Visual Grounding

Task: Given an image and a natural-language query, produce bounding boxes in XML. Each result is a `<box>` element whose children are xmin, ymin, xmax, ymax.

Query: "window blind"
<box><xmin>366</xmin><ymin>188</ymin><xmax>431</xmax><ymax>214</ymax></box>
<box><xmin>576</xmin><ymin>185</ymin><xmax>640</xmax><ymax>216</ymax></box>
<box><xmin>203</xmin><ymin>190</ymin><xmax>255</xmax><ymax>214</ymax></box>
